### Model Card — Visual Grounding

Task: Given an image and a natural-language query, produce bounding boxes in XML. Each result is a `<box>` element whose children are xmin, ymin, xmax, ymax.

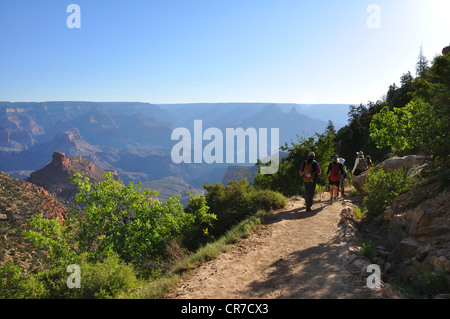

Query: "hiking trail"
<box><xmin>167</xmin><ymin>190</ymin><xmax>397</xmax><ymax>299</ymax></box>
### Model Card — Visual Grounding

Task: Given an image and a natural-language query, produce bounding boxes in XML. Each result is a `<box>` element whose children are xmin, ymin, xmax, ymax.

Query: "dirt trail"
<box><xmin>168</xmin><ymin>191</ymin><xmax>386</xmax><ymax>299</ymax></box>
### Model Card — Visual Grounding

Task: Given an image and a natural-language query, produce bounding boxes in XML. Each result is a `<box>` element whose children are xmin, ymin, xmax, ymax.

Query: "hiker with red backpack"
<box><xmin>299</xmin><ymin>151</ymin><xmax>321</xmax><ymax>212</ymax></box>
<box><xmin>327</xmin><ymin>154</ymin><xmax>345</xmax><ymax>203</ymax></box>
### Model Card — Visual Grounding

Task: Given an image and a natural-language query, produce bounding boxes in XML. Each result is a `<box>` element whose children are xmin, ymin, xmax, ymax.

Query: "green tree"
<box><xmin>22</xmin><ymin>171</ymin><xmax>215</xmax><ymax>272</ymax></box>
<box><xmin>70</xmin><ymin>172</ymin><xmax>215</xmax><ymax>264</ymax></box>
<box><xmin>370</xmin><ymin>50</ymin><xmax>450</xmax><ymax>163</ymax></box>
<box><xmin>416</xmin><ymin>45</ymin><xmax>430</xmax><ymax>78</ymax></box>
<box><xmin>253</xmin><ymin>129</ymin><xmax>335</xmax><ymax>197</ymax></box>
<box><xmin>335</xmin><ymin>103</ymin><xmax>390</xmax><ymax>165</ymax></box>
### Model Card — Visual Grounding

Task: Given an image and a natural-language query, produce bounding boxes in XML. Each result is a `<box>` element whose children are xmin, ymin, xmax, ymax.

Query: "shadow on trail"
<box><xmin>265</xmin><ymin>195</ymin><xmax>335</xmax><ymax>225</ymax></box>
<box><xmin>246</xmin><ymin>194</ymin><xmax>361</xmax><ymax>299</ymax></box>
<box><xmin>244</xmin><ymin>232</ymin><xmax>354</xmax><ymax>299</ymax></box>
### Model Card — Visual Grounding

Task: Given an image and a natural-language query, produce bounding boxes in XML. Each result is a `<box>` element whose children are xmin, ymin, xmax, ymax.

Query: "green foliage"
<box><xmin>22</xmin><ymin>214</ymin><xmax>78</xmax><ymax>268</ymax></box>
<box><xmin>412</xmin><ymin>269</ymin><xmax>449</xmax><ymax>298</ymax></box>
<box><xmin>363</xmin><ymin>167</ymin><xmax>419</xmax><ymax>218</ymax></box>
<box><xmin>369</xmin><ymin>52</ymin><xmax>450</xmax><ymax>164</ymax></box>
<box><xmin>335</xmin><ymin>103</ymin><xmax>391</xmax><ymax>166</ymax></box>
<box><xmin>69</xmin><ymin>172</ymin><xmax>215</xmax><ymax>265</ymax></box>
<box><xmin>10</xmin><ymin>254</ymin><xmax>141</xmax><ymax>299</ymax></box>
<box><xmin>353</xmin><ymin>207</ymin><xmax>366</xmax><ymax>219</ymax></box>
<box><xmin>253</xmin><ymin>129</ymin><xmax>335</xmax><ymax>197</ymax></box>
<box><xmin>370</xmin><ymin>98</ymin><xmax>444</xmax><ymax>158</ymax></box>
<box><xmin>359</xmin><ymin>242</ymin><xmax>375</xmax><ymax>262</ymax></box>
<box><xmin>203</xmin><ymin>179</ymin><xmax>287</xmax><ymax>237</ymax></box>
<box><xmin>0</xmin><ymin>261</ymin><xmax>24</xmax><ymax>298</ymax></box>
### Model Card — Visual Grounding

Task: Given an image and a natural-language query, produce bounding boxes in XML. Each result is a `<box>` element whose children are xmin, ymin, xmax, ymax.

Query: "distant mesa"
<box><xmin>27</xmin><ymin>151</ymin><xmax>119</xmax><ymax>206</ymax></box>
<box><xmin>51</xmin><ymin>151</ymin><xmax>71</xmax><ymax>168</ymax></box>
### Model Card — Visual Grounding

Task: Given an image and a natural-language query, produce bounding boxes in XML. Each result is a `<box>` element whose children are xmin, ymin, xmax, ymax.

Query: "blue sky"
<box><xmin>0</xmin><ymin>0</ymin><xmax>449</xmax><ymax>104</ymax></box>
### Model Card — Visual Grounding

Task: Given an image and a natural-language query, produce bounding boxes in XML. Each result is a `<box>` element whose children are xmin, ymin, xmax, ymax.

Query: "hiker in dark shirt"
<box><xmin>299</xmin><ymin>152</ymin><xmax>321</xmax><ymax>212</ymax></box>
<box><xmin>352</xmin><ymin>151</ymin><xmax>367</xmax><ymax>176</ymax></box>
<box><xmin>327</xmin><ymin>154</ymin><xmax>345</xmax><ymax>203</ymax></box>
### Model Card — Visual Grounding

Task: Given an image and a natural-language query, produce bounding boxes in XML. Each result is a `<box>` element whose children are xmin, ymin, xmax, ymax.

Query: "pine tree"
<box><xmin>326</xmin><ymin>120</ymin><xmax>336</xmax><ymax>136</ymax></box>
<box><xmin>416</xmin><ymin>45</ymin><xmax>429</xmax><ymax>78</ymax></box>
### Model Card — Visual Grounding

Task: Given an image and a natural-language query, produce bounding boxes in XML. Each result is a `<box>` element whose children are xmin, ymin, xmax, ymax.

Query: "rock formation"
<box><xmin>361</xmin><ymin>171</ymin><xmax>450</xmax><ymax>298</ymax></box>
<box><xmin>352</xmin><ymin>155</ymin><xmax>431</xmax><ymax>194</ymax></box>
<box><xmin>27</xmin><ymin>151</ymin><xmax>119</xmax><ymax>206</ymax></box>
<box><xmin>383</xmin><ymin>174</ymin><xmax>449</xmax><ymax>288</ymax></box>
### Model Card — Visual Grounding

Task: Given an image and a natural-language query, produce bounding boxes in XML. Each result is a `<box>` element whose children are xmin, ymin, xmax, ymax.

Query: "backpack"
<box><xmin>329</xmin><ymin>163</ymin><xmax>341</xmax><ymax>182</ymax></box>
<box><xmin>357</xmin><ymin>158</ymin><xmax>367</xmax><ymax>171</ymax></box>
<box><xmin>302</xmin><ymin>160</ymin><xmax>316</xmax><ymax>183</ymax></box>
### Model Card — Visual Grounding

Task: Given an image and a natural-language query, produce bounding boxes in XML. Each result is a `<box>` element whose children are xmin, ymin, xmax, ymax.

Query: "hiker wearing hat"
<box><xmin>352</xmin><ymin>151</ymin><xmax>368</xmax><ymax>176</ymax></box>
<box><xmin>338</xmin><ymin>157</ymin><xmax>348</xmax><ymax>197</ymax></box>
<box><xmin>327</xmin><ymin>154</ymin><xmax>345</xmax><ymax>202</ymax></box>
<box><xmin>299</xmin><ymin>151</ymin><xmax>321</xmax><ymax>212</ymax></box>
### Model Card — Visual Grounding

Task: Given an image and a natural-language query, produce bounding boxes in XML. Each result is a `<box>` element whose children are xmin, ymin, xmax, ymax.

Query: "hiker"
<box><xmin>352</xmin><ymin>151</ymin><xmax>367</xmax><ymax>176</ymax></box>
<box><xmin>338</xmin><ymin>157</ymin><xmax>348</xmax><ymax>197</ymax></box>
<box><xmin>327</xmin><ymin>154</ymin><xmax>345</xmax><ymax>202</ymax></box>
<box><xmin>365</xmin><ymin>155</ymin><xmax>373</xmax><ymax>170</ymax></box>
<box><xmin>299</xmin><ymin>151</ymin><xmax>321</xmax><ymax>212</ymax></box>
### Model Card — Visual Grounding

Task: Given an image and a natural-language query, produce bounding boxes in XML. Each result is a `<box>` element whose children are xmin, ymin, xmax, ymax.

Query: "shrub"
<box><xmin>0</xmin><ymin>261</ymin><xmax>24</xmax><ymax>298</ymax></box>
<box><xmin>359</xmin><ymin>241</ymin><xmax>375</xmax><ymax>262</ymax></box>
<box><xmin>203</xmin><ymin>179</ymin><xmax>287</xmax><ymax>238</ymax></box>
<box><xmin>363</xmin><ymin>167</ymin><xmax>419</xmax><ymax>218</ymax></box>
<box><xmin>15</xmin><ymin>254</ymin><xmax>141</xmax><ymax>299</ymax></box>
<box><xmin>248</xmin><ymin>188</ymin><xmax>287</xmax><ymax>212</ymax></box>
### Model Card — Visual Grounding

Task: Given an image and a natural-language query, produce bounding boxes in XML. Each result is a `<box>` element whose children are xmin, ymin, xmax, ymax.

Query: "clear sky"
<box><xmin>0</xmin><ymin>0</ymin><xmax>449</xmax><ymax>105</ymax></box>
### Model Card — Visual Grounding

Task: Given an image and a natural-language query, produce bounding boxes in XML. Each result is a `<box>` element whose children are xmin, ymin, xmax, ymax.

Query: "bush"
<box><xmin>0</xmin><ymin>261</ymin><xmax>24</xmax><ymax>298</ymax></box>
<box><xmin>11</xmin><ymin>254</ymin><xmax>141</xmax><ymax>299</ymax></box>
<box><xmin>359</xmin><ymin>242</ymin><xmax>375</xmax><ymax>262</ymax></box>
<box><xmin>363</xmin><ymin>167</ymin><xmax>419</xmax><ymax>218</ymax></box>
<box><xmin>203</xmin><ymin>179</ymin><xmax>287</xmax><ymax>238</ymax></box>
<box><xmin>249</xmin><ymin>188</ymin><xmax>287</xmax><ymax>212</ymax></box>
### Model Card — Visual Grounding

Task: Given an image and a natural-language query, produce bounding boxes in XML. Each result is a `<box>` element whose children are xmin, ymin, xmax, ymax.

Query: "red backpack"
<box><xmin>302</xmin><ymin>160</ymin><xmax>316</xmax><ymax>183</ymax></box>
<box><xmin>329</xmin><ymin>163</ymin><xmax>341</xmax><ymax>182</ymax></box>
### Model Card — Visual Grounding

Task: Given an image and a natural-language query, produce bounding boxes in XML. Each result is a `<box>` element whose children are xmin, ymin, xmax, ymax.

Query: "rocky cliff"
<box><xmin>352</xmin><ymin>155</ymin><xmax>449</xmax><ymax>297</ymax></box>
<box><xmin>0</xmin><ymin>171</ymin><xmax>66</xmax><ymax>272</ymax></box>
<box><xmin>382</xmin><ymin>174</ymin><xmax>449</xmax><ymax>297</ymax></box>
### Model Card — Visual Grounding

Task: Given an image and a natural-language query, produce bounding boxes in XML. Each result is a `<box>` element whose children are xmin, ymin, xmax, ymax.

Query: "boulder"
<box><xmin>443</xmin><ymin>45</ymin><xmax>450</xmax><ymax>56</ymax></box>
<box><xmin>352</xmin><ymin>155</ymin><xmax>431</xmax><ymax>194</ymax></box>
<box><xmin>413</xmin><ymin>225</ymin><xmax>450</xmax><ymax>245</ymax></box>
<box><xmin>387</xmin><ymin>237</ymin><xmax>430</xmax><ymax>264</ymax></box>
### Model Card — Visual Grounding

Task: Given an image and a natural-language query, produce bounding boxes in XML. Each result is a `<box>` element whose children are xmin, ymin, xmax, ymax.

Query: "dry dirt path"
<box><xmin>167</xmin><ymin>191</ymin><xmax>387</xmax><ymax>299</ymax></box>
